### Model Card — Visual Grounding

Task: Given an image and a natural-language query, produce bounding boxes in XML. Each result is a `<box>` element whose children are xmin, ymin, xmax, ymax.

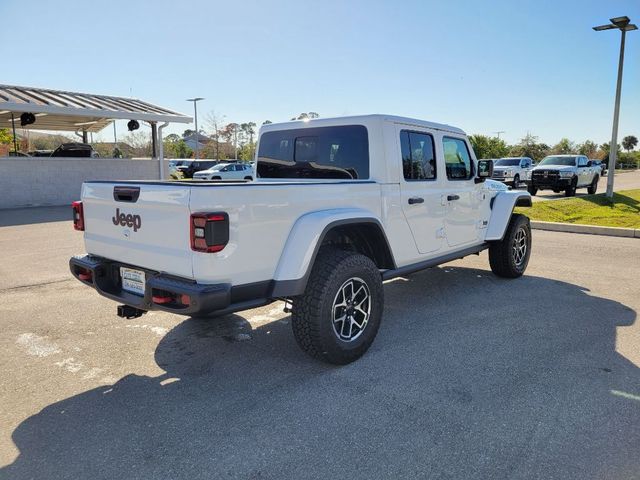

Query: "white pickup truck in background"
<box><xmin>70</xmin><ymin>114</ymin><xmax>532</xmax><ymax>364</ymax></box>
<box><xmin>491</xmin><ymin>157</ymin><xmax>534</xmax><ymax>187</ymax></box>
<box><xmin>527</xmin><ymin>154</ymin><xmax>600</xmax><ymax>197</ymax></box>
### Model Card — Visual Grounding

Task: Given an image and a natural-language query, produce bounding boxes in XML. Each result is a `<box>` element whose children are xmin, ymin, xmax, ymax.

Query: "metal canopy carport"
<box><xmin>0</xmin><ymin>84</ymin><xmax>192</xmax><ymax>177</ymax></box>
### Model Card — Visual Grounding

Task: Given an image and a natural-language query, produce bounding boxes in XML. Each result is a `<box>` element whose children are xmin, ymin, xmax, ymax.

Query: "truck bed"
<box><xmin>81</xmin><ymin>179</ymin><xmax>383</xmax><ymax>284</ymax></box>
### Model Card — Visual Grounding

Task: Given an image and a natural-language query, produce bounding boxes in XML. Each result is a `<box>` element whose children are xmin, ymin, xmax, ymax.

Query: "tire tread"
<box><xmin>291</xmin><ymin>248</ymin><xmax>382</xmax><ymax>364</ymax></box>
<box><xmin>489</xmin><ymin>214</ymin><xmax>531</xmax><ymax>278</ymax></box>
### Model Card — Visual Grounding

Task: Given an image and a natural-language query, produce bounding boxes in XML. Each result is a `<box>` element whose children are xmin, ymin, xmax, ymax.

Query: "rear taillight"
<box><xmin>72</xmin><ymin>201</ymin><xmax>84</xmax><ymax>231</ymax></box>
<box><xmin>190</xmin><ymin>212</ymin><xmax>229</xmax><ymax>253</ymax></box>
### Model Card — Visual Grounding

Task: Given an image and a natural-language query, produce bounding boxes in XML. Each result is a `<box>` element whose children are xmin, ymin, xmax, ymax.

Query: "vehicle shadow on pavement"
<box><xmin>0</xmin><ymin>206</ymin><xmax>70</xmax><ymax>227</ymax></box>
<box><xmin>3</xmin><ymin>267</ymin><xmax>640</xmax><ymax>480</ymax></box>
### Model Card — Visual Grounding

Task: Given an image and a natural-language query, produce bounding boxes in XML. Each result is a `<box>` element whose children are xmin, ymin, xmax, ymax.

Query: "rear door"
<box><xmin>82</xmin><ymin>182</ymin><xmax>194</xmax><ymax>278</ymax></box>
<box><xmin>234</xmin><ymin>164</ymin><xmax>246</xmax><ymax>179</ymax></box>
<box><xmin>398</xmin><ymin>127</ymin><xmax>445</xmax><ymax>254</ymax></box>
<box><xmin>441</xmin><ymin>136</ymin><xmax>482</xmax><ymax>247</ymax></box>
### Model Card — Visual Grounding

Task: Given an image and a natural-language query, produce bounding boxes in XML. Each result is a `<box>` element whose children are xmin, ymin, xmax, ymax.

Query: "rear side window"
<box><xmin>400</xmin><ymin>130</ymin><xmax>436</xmax><ymax>180</ymax></box>
<box><xmin>443</xmin><ymin>137</ymin><xmax>473</xmax><ymax>180</ymax></box>
<box><xmin>257</xmin><ymin>125</ymin><xmax>369</xmax><ymax>179</ymax></box>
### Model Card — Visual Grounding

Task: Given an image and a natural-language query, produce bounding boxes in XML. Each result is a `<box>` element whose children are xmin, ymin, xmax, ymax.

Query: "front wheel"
<box><xmin>291</xmin><ymin>248</ymin><xmax>383</xmax><ymax>364</ymax></box>
<box><xmin>527</xmin><ymin>184</ymin><xmax>538</xmax><ymax>196</ymax></box>
<box><xmin>512</xmin><ymin>174</ymin><xmax>520</xmax><ymax>188</ymax></box>
<box><xmin>587</xmin><ymin>175</ymin><xmax>599</xmax><ymax>194</ymax></box>
<box><xmin>565</xmin><ymin>178</ymin><xmax>577</xmax><ymax>197</ymax></box>
<box><xmin>489</xmin><ymin>214</ymin><xmax>531</xmax><ymax>278</ymax></box>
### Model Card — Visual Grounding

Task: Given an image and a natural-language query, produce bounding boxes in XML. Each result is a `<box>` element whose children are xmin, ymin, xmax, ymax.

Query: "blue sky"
<box><xmin>1</xmin><ymin>0</ymin><xmax>638</xmax><ymax>145</ymax></box>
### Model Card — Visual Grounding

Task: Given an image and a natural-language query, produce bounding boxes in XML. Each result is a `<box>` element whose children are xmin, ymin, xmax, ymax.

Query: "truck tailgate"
<box><xmin>82</xmin><ymin>182</ymin><xmax>194</xmax><ymax>279</ymax></box>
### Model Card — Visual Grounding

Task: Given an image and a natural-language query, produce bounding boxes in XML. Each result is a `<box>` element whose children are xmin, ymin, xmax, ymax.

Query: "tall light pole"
<box><xmin>593</xmin><ymin>16</ymin><xmax>637</xmax><ymax>199</ymax></box>
<box><xmin>493</xmin><ymin>131</ymin><xmax>505</xmax><ymax>140</ymax></box>
<box><xmin>186</xmin><ymin>97</ymin><xmax>204</xmax><ymax>159</ymax></box>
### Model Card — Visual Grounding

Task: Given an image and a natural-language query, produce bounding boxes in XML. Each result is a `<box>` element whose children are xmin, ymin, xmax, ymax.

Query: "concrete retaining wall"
<box><xmin>0</xmin><ymin>157</ymin><xmax>171</xmax><ymax>208</ymax></box>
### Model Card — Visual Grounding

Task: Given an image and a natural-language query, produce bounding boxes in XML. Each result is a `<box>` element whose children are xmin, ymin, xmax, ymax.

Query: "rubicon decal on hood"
<box><xmin>112</xmin><ymin>208</ymin><xmax>142</xmax><ymax>232</ymax></box>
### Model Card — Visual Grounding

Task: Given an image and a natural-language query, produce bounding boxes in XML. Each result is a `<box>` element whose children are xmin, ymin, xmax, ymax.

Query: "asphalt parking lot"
<box><xmin>528</xmin><ymin>169</ymin><xmax>640</xmax><ymax>201</ymax></box>
<box><xmin>1</xmin><ymin>207</ymin><xmax>639</xmax><ymax>479</ymax></box>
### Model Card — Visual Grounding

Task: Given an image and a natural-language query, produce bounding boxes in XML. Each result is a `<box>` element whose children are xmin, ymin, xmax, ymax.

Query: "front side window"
<box><xmin>400</xmin><ymin>130</ymin><xmax>436</xmax><ymax>180</ymax></box>
<box><xmin>443</xmin><ymin>137</ymin><xmax>473</xmax><ymax>180</ymax></box>
<box><xmin>257</xmin><ymin>125</ymin><xmax>369</xmax><ymax>179</ymax></box>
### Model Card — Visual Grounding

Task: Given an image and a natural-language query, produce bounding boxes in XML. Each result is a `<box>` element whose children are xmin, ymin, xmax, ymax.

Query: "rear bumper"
<box><xmin>69</xmin><ymin>254</ymin><xmax>232</xmax><ymax>316</ymax></box>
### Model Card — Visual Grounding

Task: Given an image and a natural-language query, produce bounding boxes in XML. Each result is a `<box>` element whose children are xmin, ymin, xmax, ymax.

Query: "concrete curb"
<box><xmin>531</xmin><ymin>221</ymin><xmax>639</xmax><ymax>238</ymax></box>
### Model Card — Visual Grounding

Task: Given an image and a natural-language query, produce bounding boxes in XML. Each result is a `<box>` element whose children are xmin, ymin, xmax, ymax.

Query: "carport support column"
<box><xmin>150</xmin><ymin>122</ymin><xmax>158</xmax><ymax>159</ymax></box>
<box><xmin>157</xmin><ymin>122</ymin><xmax>169</xmax><ymax>180</ymax></box>
<box><xmin>82</xmin><ymin>130</ymin><xmax>88</xmax><ymax>143</ymax></box>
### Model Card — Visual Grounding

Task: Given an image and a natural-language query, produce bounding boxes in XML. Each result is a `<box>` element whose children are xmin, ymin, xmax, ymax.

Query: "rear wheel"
<box><xmin>291</xmin><ymin>248</ymin><xmax>383</xmax><ymax>364</ymax></box>
<box><xmin>244</xmin><ymin>176</ymin><xmax>253</xmax><ymax>180</ymax></box>
<box><xmin>211</xmin><ymin>176</ymin><xmax>222</xmax><ymax>180</ymax></box>
<box><xmin>587</xmin><ymin>175</ymin><xmax>599</xmax><ymax>194</ymax></box>
<box><xmin>489</xmin><ymin>214</ymin><xmax>531</xmax><ymax>278</ymax></box>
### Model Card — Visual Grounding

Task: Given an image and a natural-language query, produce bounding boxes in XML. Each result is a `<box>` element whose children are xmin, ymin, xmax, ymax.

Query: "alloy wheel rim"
<box><xmin>332</xmin><ymin>277</ymin><xmax>371</xmax><ymax>342</ymax></box>
<box><xmin>512</xmin><ymin>228</ymin><xmax>528</xmax><ymax>267</ymax></box>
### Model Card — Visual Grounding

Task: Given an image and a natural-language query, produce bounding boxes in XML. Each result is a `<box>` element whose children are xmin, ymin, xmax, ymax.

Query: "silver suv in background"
<box><xmin>491</xmin><ymin>157</ymin><xmax>533</xmax><ymax>187</ymax></box>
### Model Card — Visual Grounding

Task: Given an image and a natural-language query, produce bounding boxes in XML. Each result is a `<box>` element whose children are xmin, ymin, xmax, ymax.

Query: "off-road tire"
<box><xmin>291</xmin><ymin>247</ymin><xmax>383</xmax><ymax>364</ymax></box>
<box><xmin>489</xmin><ymin>214</ymin><xmax>531</xmax><ymax>278</ymax></box>
<box><xmin>565</xmin><ymin>178</ymin><xmax>577</xmax><ymax>197</ymax></box>
<box><xmin>587</xmin><ymin>175</ymin><xmax>599</xmax><ymax>195</ymax></box>
<box><xmin>513</xmin><ymin>174</ymin><xmax>520</xmax><ymax>188</ymax></box>
<box><xmin>527</xmin><ymin>184</ymin><xmax>538</xmax><ymax>196</ymax></box>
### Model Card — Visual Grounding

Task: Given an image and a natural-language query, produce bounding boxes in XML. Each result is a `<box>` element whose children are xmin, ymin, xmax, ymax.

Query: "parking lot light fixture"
<box><xmin>593</xmin><ymin>16</ymin><xmax>637</xmax><ymax>199</ymax></box>
<box><xmin>186</xmin><ymin>97</ymin><xmax>205</xmax><ymax>159</ymax></box>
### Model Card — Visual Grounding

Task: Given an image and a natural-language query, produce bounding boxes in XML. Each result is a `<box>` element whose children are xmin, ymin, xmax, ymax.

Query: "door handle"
<box><xmin>408</xmin><ymin>197</ymin><xmax>424</xmax><ymax>205</ymax></box>
<box><xmin>447</xmin><ymin>194</ymin><xmax>460</xmax><ymax>201</ymax></box>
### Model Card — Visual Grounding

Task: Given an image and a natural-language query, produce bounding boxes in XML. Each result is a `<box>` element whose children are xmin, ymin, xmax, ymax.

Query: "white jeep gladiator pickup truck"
<box><xmin>527</xmin><ymin>154</ymin><xmax>599</xmax><ymax>197</ymax></box>
<box><xmin>70</xmin><ymin>115</ymin><xmax>532</xmax><ymax>364</ymax></box>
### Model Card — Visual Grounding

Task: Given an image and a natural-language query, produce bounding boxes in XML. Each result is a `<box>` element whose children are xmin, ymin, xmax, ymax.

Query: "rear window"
<box><xmin>257</xmin><ymin>125</ymin><xmax>369</xmax><ymax>179</ymax></box>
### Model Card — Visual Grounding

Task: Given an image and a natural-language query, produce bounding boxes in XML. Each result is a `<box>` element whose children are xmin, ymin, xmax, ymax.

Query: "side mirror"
<box><xmin>475</xmin><ymin>159</ymin><xmax>493</xmax><ymax>183</ymax></box>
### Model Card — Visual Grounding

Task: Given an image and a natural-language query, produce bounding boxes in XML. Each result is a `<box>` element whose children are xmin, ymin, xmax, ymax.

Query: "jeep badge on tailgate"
<box><xmin>112</xmin><ymin>208</ymin><xmax>142</xmax><ymax>232</ymax></box>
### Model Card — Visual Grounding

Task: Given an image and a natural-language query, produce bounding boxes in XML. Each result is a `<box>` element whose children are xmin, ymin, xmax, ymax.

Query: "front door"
<box><xmin>398</xmin><ymin>128</ymin><xmax>445</xmax><ymax>254</ymax></box>
<box><xmin>441</xmin><ymin>136</ymin><xmax>482</xmax><ymax>247</ymax></box>
<box><xmin>577</xmin><ymin>156</ymin><xmax>589</xmax><ymax>186</ymax></box>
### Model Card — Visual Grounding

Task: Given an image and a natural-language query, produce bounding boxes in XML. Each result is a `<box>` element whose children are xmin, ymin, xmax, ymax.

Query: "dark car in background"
<box><xmin>178</xmin><ymin>160</ymin><xmax>219</xmax><ymax>178</ymax></box>
<box><xmin>50</xmin><ymin>143</ymin><xmax>99</xmax><ymax>158</ymax></box>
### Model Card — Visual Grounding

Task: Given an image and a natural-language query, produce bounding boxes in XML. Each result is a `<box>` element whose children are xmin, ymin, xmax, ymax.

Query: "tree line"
<box><xmin>2</xmin><ymin>118</ymin><xmax>638</xmax><ymax>167</ymax></box>
<box><xmin>469</xmin><ymin>133</ymin><xmax>639</xmax><ymax>167</ymax></box>
<box><xmin>161</xmin><ymin>111</ymin><xmax>321</xmax><ymax>160</ymax></box>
